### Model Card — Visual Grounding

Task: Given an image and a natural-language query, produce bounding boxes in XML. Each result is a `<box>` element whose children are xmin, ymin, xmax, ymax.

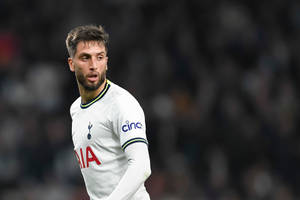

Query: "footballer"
<box><xmin>66</xmin><ymin>24</ymin><xmax>151</xmax><ymax>200</ymax></box>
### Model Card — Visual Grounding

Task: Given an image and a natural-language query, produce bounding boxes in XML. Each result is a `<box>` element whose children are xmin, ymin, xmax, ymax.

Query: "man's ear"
<box><xmin>68</xmin><ymin>57</ymin><xmax>75</xmax><ymax>72</ymax></box>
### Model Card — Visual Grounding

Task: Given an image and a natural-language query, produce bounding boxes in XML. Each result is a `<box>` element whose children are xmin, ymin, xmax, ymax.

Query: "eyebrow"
<box><xmin>78</xmin><ymin>52</ymin><xmax>106</xmax><ymax>57</ymax></box>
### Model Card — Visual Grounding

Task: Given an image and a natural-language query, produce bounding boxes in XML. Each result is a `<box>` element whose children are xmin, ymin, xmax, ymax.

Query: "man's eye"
<box><xmin>98</xmin><ymin>56</ymin><xmax>103</xmax><ymax>60</ymax></box>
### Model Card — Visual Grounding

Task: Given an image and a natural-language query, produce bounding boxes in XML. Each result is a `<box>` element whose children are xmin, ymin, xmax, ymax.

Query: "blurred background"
<box><xmin>1</xmin><ymin>0</ymin><xmax>300</xmax><ymax>199</ymax></box>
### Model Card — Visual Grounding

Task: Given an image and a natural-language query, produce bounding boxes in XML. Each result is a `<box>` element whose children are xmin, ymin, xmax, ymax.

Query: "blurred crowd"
<box><xmin>1</xmin><ymin>0</ymin><xmax>300</xmax><ymax>199</ymax></box>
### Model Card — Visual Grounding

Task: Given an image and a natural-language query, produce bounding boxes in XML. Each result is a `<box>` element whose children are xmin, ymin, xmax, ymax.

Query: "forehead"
<box><xmin>75</xmin><ymin>41</ymin><xmax>106</xmax><ymax>55</ymax></box>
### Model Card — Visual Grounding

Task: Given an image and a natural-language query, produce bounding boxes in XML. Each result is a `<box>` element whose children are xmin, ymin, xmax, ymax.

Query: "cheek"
<box><xmin>74</xmin><ymin>68</ymin><xmax>86</xmax><ymax>82</ymax></box>
<box><xmin>73</xmin><ymin>65</ymin><xmax>84</xmax><ymax>76</ymax></box>
<box><xmin>75</xmin><ymin>67</ymin><xmax>84</xmax><ymax>75</ymax></box>
<box><xmin>100</xmin><ymin>60</ymin><xmax>108</xmax><ymax>69</ymax></box>
<box><xmin>74</xmin><ymin>62</ymin><xmax>86</xmax><ymax>72</ymax></box>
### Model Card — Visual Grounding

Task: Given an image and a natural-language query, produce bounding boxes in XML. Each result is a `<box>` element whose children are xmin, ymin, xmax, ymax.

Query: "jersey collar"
<box><xmin>80</xmin><ymin>80</ymin><xmax>111</xmax><ymax>109</ymax></box>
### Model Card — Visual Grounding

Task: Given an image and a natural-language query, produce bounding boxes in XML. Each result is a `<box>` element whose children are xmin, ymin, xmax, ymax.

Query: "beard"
<box><xmin>76</xmin><ymin>70</ymin><xmax>106</xmax><ymax>91</ymax></box>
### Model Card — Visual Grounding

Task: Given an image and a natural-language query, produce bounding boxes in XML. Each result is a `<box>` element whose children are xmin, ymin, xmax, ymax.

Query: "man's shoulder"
<box><xmin>109</xmin><ymin>81</ymin><xmax>130</xmax><ymax>96</ymax></box>
<box><xmin>70</xmin><ymin>97</ymin><xmax>81</xmax><ymax>117</ymax></box>
<box><xmin>109</xmin><ymin>81</ymin><xmax>141</xmax><ymax>108</ymax></box>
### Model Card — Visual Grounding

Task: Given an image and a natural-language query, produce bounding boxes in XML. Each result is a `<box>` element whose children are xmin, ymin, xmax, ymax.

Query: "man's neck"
<box><xmin>79</xmin><ymin>79</ymin><xmax>106</xmax><ymax>104</ymax></box>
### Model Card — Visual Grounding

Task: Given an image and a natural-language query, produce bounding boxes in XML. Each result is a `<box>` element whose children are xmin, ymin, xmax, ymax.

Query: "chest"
<box><xmin>71</xmin><ymin>107</ymin><xmax>117</xmax><ymax>150</ymax></box>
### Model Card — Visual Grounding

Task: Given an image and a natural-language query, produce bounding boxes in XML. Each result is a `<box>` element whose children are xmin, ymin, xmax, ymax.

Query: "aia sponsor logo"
<box><xmin>74</xmin><ymin>146</ymin><xmax>101</xmax><ymax>169</ymax></box>
<box><xmin>122</xmin><ymin>120</ymin><xmax>142</xmax><ymax>132</ymax></box>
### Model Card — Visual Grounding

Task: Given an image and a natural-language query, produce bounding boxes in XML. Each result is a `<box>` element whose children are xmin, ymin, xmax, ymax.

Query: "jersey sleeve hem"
<box><xmin>121</xmin><ymin>137</ymin><xmax>148</xmax><ymax>151</ymax></box>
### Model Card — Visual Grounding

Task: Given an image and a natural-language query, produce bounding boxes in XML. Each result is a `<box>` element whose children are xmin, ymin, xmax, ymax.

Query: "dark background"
<box><xmin>1</xmin><ymin>0</ymin><xmax>300</xmax><ymax>199</ymax></box>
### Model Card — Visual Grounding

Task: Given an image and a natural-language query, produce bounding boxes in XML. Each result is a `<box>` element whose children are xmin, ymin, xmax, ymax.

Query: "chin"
<box><xmin>84</xmin><ymin>80</ymin><xmax>104</xmax><ymax>91</ymax></box>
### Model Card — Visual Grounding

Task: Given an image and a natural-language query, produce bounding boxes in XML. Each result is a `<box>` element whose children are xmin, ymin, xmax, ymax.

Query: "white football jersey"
<box><xmin>70</xmin><ymin>80</ymin><xmax>150</xmax><ymax>200</ymax></box>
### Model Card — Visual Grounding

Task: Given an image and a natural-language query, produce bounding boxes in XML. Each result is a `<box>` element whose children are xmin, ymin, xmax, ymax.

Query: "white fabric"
<box><xmin>106</xmin><ymin>143</ymin><xmax>151</xmax><ymax>200</ymax></box>
<box><xmin>70</xmin><ymin>80</ymin><xmax>151</xmax><ymax>200</ymax></box>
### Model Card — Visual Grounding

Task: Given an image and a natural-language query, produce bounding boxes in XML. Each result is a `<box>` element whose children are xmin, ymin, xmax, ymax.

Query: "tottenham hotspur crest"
<box><xmin>87</xmin><ymin>122</ymin><xmax>93</xmax><ymax>140</ymax></box>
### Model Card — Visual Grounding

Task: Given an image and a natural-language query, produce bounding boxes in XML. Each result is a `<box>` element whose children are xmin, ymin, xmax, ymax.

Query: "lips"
<box><xmin>87</xmin><ymin>73</ymin><xmax>98</xmax><ymax>82</ymax></box>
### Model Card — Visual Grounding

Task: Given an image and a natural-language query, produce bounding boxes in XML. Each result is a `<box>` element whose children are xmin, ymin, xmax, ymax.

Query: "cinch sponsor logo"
<box><xmin>122</xmin><ymin>120</ymin><xmax>142</xmax><ymax>132</ymax></box>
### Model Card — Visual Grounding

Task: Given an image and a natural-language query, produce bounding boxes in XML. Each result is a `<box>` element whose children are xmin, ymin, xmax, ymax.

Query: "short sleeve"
<box><xmin>112</xmin><ymin>94</ymin><xmax>148</xmax><ymax>151</ymax></box>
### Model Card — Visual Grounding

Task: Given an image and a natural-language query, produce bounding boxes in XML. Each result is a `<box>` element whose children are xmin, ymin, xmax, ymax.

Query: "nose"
<box><xmin>89</xmin><ymin>57</ymin><xmax>98</xmax><ymax>70</ymax></box>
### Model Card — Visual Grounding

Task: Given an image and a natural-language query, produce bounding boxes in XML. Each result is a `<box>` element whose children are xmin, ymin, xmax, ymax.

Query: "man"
<box><xmin>66</xmin><ymin>24</ymin><xmax>151</xmax><ymax>200</ymax></box>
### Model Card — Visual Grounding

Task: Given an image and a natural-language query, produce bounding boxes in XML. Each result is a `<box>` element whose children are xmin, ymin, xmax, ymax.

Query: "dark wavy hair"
<box><xmin>66</xmin><ymin>24</ymin><xmax>109</xmax><ymax>57</ymax></box>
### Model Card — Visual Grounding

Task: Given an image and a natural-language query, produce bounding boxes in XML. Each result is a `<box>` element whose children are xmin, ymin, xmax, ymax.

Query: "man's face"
<box><xmin>68</xmin><ymin>41</ymin><xmax>108</xmax><ymax>91</ymax></box>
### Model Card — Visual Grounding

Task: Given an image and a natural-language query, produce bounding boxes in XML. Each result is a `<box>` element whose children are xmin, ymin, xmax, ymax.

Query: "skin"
<box><xmin>68</xmin><ymin>41</ymin><xmax>108</xmax><ymax>104</ymax></box>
